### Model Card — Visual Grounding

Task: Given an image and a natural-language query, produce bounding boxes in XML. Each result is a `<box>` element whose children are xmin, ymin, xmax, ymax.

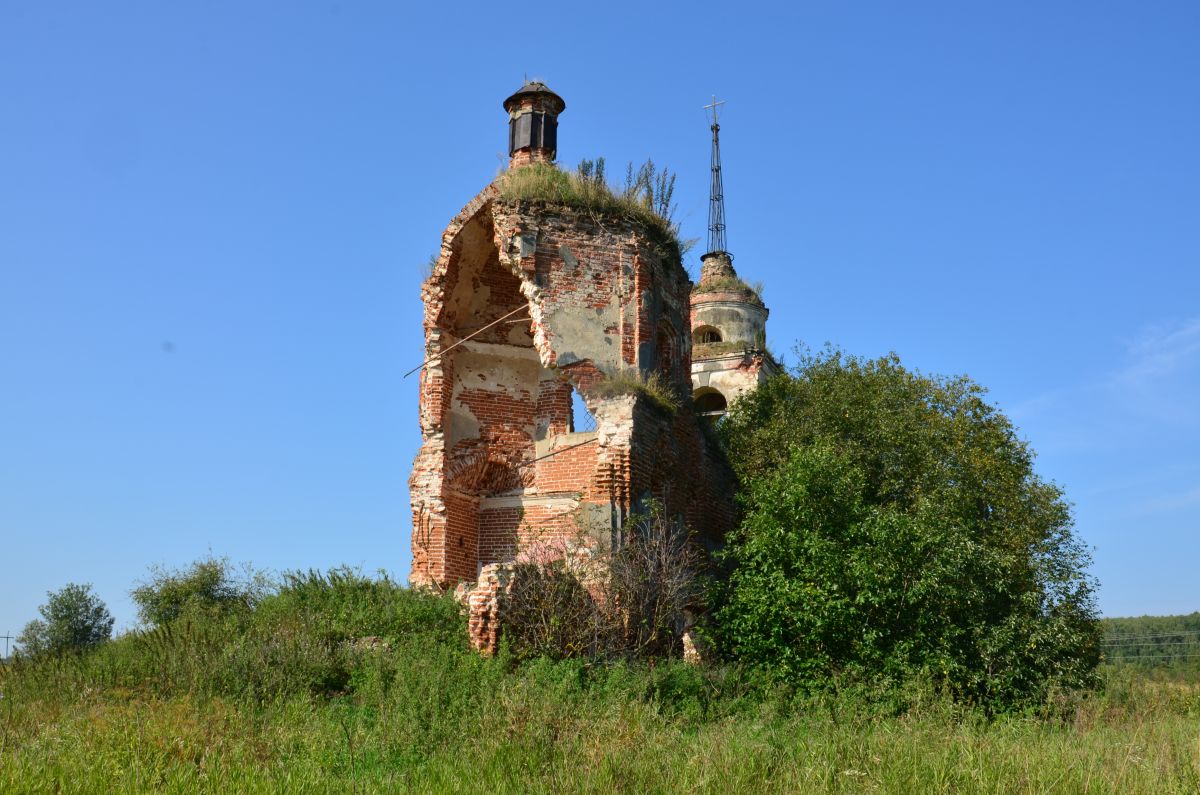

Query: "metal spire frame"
<box><xmin>703</xmin><ymin>96</ymin><xmax>728</xmax><ymax>256</ymax></box>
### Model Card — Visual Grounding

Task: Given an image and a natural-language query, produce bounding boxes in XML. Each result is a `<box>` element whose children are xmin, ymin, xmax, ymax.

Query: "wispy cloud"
<box><xmin>1116</xmin><ymin>483</ymin><xmax>1200</xmax><ymax>521</ymax></box>
<box><xmin>1006</xmin><ymin>387</ymin><xmax>1071</xmax><ymax>423</ymax></box>
<box><xmin>1005</xmin><ymin>317</ymin><xmax>1200</xmax><ymax>454</ymax></box>
<box><xmin>1114</xmin><ymin>317</ymin><xmax>1200</xmax><ymax>385</ymax></box>
<box><xmin>1145</xmin><ymin>484</ymin><xmax>1200</xmax><ymax>513</ymax></box>
<box><xmin>1105</xmin><ymin>316</ymin><xmax>1200</xmax><ymax>428</ymax></box>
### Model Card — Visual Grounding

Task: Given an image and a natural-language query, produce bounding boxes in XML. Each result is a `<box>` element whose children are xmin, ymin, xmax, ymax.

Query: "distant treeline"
<box><xmin>1101</xmin><ymin>612</ymin><xmax>1200</xmax><ymax>666</ymax></box>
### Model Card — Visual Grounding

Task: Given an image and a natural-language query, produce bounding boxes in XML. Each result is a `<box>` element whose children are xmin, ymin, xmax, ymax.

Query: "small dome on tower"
<box><xmin>503</xmin><ymin>81</ymin><xmax>566</xmax><ymax>114</ymax></box>
<box><xmin>503</xmin><ymin>81</ymin><xmax>566</xmax><ymax>169</ymax></box>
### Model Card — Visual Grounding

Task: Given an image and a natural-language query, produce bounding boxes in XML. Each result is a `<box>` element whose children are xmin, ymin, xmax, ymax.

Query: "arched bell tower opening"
<box><xmin>693</xmin><ymin>387</ymin><xmax>728</xmax><ymax>425</ymax></box>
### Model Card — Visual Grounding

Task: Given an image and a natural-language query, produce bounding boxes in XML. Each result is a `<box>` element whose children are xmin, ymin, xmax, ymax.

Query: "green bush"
<box><xmin>16</xmin><ymin>582</ymin><xmax>114</xmax><ymax>657</ymax></box>
<box><xmin>2</xmin><ymin>565</ymin><xmax>468</xmax><ymax>703</ymax></box>
<box><xmin>131</xmin><ymin>556</ymin><xmax>269</xmax><ymax>627</ymax></box>
<box><xmin>255</xmin><ymin>567</ymin><xmax>467</xmax><ymax>649</ymax></box>
<box><xmin>713</xmin><ymin>348</ymin><xmax>1101</xmax><ymax>710</ymax></box>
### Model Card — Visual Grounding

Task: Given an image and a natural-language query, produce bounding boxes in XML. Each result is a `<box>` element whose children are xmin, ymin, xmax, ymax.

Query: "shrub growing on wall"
<box><xmin>713</xmin><ymin>347</ymin><xmax>1101</xmax><ymax>709</ymax></box>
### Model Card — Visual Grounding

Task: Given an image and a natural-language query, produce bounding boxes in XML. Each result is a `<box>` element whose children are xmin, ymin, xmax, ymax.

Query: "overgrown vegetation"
<box><xmin>15</xmin><ymin>582</ymin><xmax>114</xmax><ymax>658</ymax></box>
<box><xmin>1</xmin><ymin>564</ymin><xmax>1196</xmax><ymax>792</ymax></box>
<box><xmin>9</xmin><ymin>566</ymin><xmax>465</xmax><ymax>703</ymax></box>
<box><xmin>131</xmin><ymin>555</ymin><xmax>269</xmax><ymax>628</ymax></box>
<box><xmin>588</xmin><ymin>368</ymin><xmax>680</xmax><ymax>414</ymax></box>
<box><xmin>499</xmin><ymin>160</ymin><xmax>688</xmax><ymax>260</ymax></box>
<box><xmin>691</xmin><ymin>274</ymin><xmax>764</xmax><ymax>304</ymax></box>
<box><xmin>501</xmin><ymin>506</ymin><xmax>702</xmax><ymax>661</ymax></box>
<box><xmin>713</xmin><ymin>347</ymin><xmax>1101</xmax><ymax>710</ymax></box>
<box><xmin>0</xmin><ymin>336</ymin><xmax>1171</xmax><ymax>788</ymax></box>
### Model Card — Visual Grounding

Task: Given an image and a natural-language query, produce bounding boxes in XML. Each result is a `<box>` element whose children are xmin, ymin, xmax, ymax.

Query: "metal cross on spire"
<box><xmin>703</xmin><ymin>96</ymin><xmax>728</xmax><ymax>255</ymax></box>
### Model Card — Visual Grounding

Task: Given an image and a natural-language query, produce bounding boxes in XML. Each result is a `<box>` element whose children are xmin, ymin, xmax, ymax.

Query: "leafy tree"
<box><xmin>713</xmin><ymin>347</ymin><xmax>1101</xmax><ymax>708</ymax></box>
<box><xmin>17</xmin><ymin>583</ymin><xmax>114</xmax><ymax>657</ymax></box>
<box><xmin>132</xmin><ymin>556</ymin><xmax>269</xmax><ymax>627</ymax></box>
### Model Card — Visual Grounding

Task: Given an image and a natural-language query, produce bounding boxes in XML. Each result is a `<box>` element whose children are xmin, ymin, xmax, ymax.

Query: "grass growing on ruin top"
<box><xmin>692</xmin><ymin>275</ymin><xmax>764</xmax><ymax>304</ymax></box>
<box><xmin>589</xmin><ymin>369</ymin><xmax>680</xmax><ymax>414</ymax></box>
<box><xmin>499</xmin><ymin>163</ymin><xmax>684</xmax><ymax>260</ymax></box>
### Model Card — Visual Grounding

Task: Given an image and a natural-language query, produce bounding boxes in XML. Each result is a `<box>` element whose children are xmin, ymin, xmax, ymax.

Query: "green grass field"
<box><xmin>2</xmin><ymin>575</ymin><xmax>1197</xmax><ymax>793</ymax></box>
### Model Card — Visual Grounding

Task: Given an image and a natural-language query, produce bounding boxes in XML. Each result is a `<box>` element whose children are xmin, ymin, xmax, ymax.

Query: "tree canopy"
<box><xmin>713</xmin><ymin>348</ymin><xmax>1101</xmax><ymax>708</ymax></box>
<box><xmin>17</xmin><ymin>582</ymin><xmax>114</xmax><ymax>657</ymax></box>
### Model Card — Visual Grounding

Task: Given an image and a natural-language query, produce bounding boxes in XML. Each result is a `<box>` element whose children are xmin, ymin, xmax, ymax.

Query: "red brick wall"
<box><xmin>536</xmin><ymin>379</ymin><xmax>572</xmax><ymax>436</ymax></box>
<box><xmin>411</xmin><ymin>184</ymin><xmax>735</xmax><ymax>608</ymax></box>
<box><xmin>442</xmin><ymin>492</ymin><xmax>480</xmax><ymax>583</ymax></box>
<box><xmin>477</xmin><ymin>506</ymin><xmax>522</xmax><ymax>566</ymax></box>
<box><xmin>533</xmin><ymin>438</ymin><xmax>599</xmax><ymax>494</ymax></box>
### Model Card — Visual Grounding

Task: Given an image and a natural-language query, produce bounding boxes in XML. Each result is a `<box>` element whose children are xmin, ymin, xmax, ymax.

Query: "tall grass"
<box><xmin>589</xmin><ymin>369</ymin><xmax>680</xmax><ymax>414</ymax></box>
<box><xmin>2</xmin><ymin>569</ymin><xmax>1197</xmax><ymax>793</ymax></box>
<box><xmin>498</xmin><ymin>164</ymin><xmax>684</xmax><ymax>260</ymax></box>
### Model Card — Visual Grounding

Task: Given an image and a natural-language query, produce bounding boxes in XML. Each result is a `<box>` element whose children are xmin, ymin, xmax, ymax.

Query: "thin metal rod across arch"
<box><xmin>403</xmin><ymin>304</ymin><xmax>531</xmax><ymax>378</ymax></box>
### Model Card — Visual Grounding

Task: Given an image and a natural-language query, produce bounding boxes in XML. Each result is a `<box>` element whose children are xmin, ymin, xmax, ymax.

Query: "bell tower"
<box><xmin>690</xmin><ymin>98</ymin><xmax>778</xmax><ymax>421</ymax></box>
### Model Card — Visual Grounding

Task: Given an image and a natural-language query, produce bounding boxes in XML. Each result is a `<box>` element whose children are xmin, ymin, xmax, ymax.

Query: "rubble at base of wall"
<box><xmin>461</xmin><ymin>541</ymin><xmax>605</xmax><ymax>656</ymax></box>
<box><xmin>458</xmin><ymin>551</ymin><xmax>712</xmax><ymax>665</ymax></box>
<box><xmin>465</xmin><ymin>562</ymin><xmax>512</xmax><ymax>656</ymax></box>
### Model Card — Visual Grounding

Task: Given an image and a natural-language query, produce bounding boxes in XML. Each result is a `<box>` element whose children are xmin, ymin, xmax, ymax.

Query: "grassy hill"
<box><xmin>2</xmin><ymin>571</ymin><xmax>1197</xmax><ymax>793</ymax></box>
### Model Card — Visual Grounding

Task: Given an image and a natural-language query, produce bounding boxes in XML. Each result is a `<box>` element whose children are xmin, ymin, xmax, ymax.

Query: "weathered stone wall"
<box><xmin>692</xmin><ymin>350</ymin><xmax>776</xmax><ymax>405</ymax></box>
<box><xmin>410</xmin><ymin>182</ymin><xmax>736</xmax><ymax>649</ymax></box>
<box><xmin>690</xmin><ymin>294</ymin><xmax>769</xmax><ymax>348</ymax></box>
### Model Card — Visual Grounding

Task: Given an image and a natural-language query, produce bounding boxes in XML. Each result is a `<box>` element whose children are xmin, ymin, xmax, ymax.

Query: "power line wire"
<box><xmin>1099</xmin><ymin>658</ymin><xmax>1200</xmax><ymax>662</ymax></box>
<box><xmin>1103</xmin><ymin>629</ymin><xmax>1200</xmax><ymax>642</ymax></box>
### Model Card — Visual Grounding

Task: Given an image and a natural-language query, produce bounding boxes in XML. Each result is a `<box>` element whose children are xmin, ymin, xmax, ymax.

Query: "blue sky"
<box><xmin>2</xmin><ymin>1</ymin><xmax>1197</xmax><ymax>639</ymax></box>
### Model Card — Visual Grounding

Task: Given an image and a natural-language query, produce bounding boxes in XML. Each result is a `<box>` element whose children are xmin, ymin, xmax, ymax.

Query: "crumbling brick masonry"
<box><xmin>409</xmin><ymin>83</ymin><xmax>742</xmax><ymax>653</ymax></box>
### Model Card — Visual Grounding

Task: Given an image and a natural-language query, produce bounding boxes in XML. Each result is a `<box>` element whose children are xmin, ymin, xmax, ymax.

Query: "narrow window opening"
<box><xmin>570</xmin><ymin>386</ymin><xmax>597</xmax><ymax>433</ymax></box>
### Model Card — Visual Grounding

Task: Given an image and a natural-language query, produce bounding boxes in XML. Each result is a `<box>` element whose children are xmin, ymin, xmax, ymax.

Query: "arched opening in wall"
<box><xmin>694</xmin><ymin>388</ymin><xmax>728</xmax><ymax>426</ymax></box>
<box><xmin>570</xmin><ymin>385</ymin><xmax>597</xmax><ymax>433</ymax></box>
<box><xmin>694</xmin><ymin>326</ymin><xmax>722</xmax><ymax>344</ymax></box>
<box><xmin>430</xmin><ymin>210</ymin><xmax>546</xmax><ymax>579</ymax></box>
<box><xmin>438</xmin><ymin>213</ymin><xmax>534</xmax><ymax>347</ymax></box>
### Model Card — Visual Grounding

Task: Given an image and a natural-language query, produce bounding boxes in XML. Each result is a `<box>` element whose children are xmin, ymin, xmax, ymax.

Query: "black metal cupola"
<box><xmin>503</xmin><ymin>81</ymin><xmax>566</xmax><ymax>168</ymax></box>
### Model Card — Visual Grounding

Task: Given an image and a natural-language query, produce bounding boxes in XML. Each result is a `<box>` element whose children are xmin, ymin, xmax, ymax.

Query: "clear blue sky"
<box><xmin>2</xmin><ymin>1</ymin><xmax>1197</xmax><ymax>639</ymax></box>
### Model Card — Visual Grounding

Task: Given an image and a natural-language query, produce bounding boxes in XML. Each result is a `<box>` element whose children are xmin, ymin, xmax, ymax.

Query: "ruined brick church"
<box><xmin>408</xmin><ymin>83</ymin><xmax>777</xmax><ymax>650</ymax></box>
